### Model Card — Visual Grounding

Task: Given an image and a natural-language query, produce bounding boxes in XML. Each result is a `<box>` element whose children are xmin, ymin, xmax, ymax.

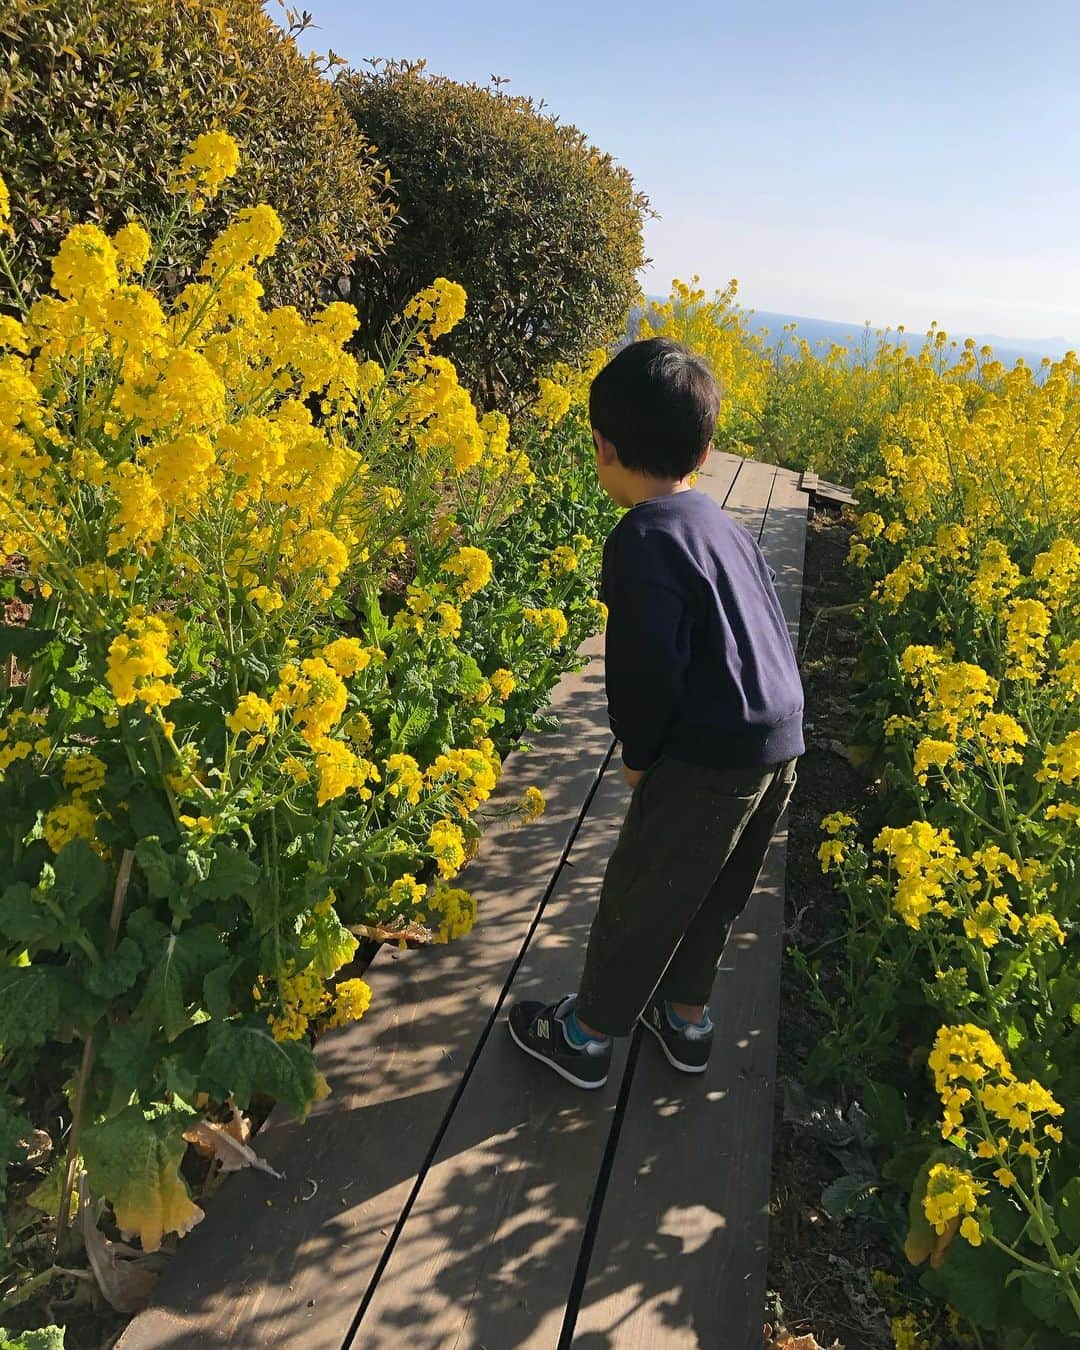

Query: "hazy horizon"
<box><xmin>292</xmin><ymin>1</ymin><xmax>1080</xmax><ymax>342</ymax></box>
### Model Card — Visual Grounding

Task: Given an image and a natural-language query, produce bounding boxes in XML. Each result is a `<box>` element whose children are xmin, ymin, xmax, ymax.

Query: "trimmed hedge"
<box><xmin>0</xmin><ymin>0</ymin><xmax>395</xmax><ymax>308</ymax></box>
<box><xmin>340</xmin><ymin>60</ymin><xmax>650</xmax><ymax>409</ymax></box>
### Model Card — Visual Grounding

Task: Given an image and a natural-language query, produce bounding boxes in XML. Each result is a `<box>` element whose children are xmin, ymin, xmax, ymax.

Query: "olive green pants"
<box><xmin>575</xmin><ymin>756</ymin><xmax>798</xmax><ymax>1037</ymax></box>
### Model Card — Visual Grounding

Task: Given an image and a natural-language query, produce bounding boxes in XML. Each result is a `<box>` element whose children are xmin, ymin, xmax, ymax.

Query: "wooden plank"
<box><xmin>815</xmin><ymin>481</ymin><xmax>857</xmax><ymax>506</ymax></box>
<box><xmin>717</xmin><ymin>458</ymin><xmax>777</xmax><ymax>540</ymax></box>
<box><xmin>569</xmin><ymin>482</ymin><xmax>808</xmax><ymax>1349</ymax></box>
<box><xmin>696</xmin><ymin>449</ymin><xmax>742</xmax><ymax>505</ymax></box>
<box><xmin>797</xmin><ymin>467</ymin><xmax>857</xmax><ymax>507</ymax></box>
<box><xmin>569</xmin><ymin>832</ymin><xmax>791</xmax><ymax>1350</ymax></box>
<box><xmin>353</xmin><ymin>762</ymin><xmax>634</xmax><ymax>1350</ymax></box>
<box><xmin>118</xmin><ymin>641</ymin><xmax>614</xmax><ymax>1350</ymax></box>
<box><xmin>757</xmin><ymin>469</ymin><xmax>810</xmax><ymax>641</ymax></box>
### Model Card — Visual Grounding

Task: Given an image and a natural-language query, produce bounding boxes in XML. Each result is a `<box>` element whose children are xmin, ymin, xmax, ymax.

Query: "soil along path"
<box><xmin>765</xmin><ymin>507</ymin><xmax>895</xmax><ymax>1349</ymax></box>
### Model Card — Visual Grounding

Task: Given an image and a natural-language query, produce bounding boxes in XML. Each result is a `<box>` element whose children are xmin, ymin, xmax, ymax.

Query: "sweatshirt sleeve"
<box><xmin>604</xmin><ymin>574</ymin><xmax>693</xmax><ymax>771</ymax></box>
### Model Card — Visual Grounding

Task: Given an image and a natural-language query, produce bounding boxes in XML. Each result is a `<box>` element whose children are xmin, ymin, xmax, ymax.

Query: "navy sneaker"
<box><xmin>640</xmin><ymin>995</ymin><xmax>713</xmax><ymax>1073</ymax></box>
<box><xmin>507</xmin><ymin>995</ymin><xmax>611</xmax><ymax>1089</ymax></box>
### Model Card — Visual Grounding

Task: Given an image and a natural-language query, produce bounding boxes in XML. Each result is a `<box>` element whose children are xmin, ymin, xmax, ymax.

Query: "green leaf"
<box><xmin>302</xmin><ymin>905</ymin><xmax>358</xmax><ymax>979</ymax></box>
<box><xmin>201</xmin><ymin>1018</ymin><xmax>318</xmax><ymax>1119</ymax></box>
<box><xmin>127</xmin><ymin>783</ymin><xmax>177</xmax><ymax>843</ymax></box>
<box><xmin>27</xmin><ymin>1160</ymin><xmax>78</xmax><ymax>1222</ymax></box>
<box><xmin>85</xmin><ymin>936</ymin><xmax>145</xmax><ymax>999</ymax></box>
<box><xmin>820</xmin><ymin>1173</ymin><xmax>877</xmax><ymax>1220</ymax></box>
<box><xmin>135</xmin><ymin>924</ymin><xmax>223</xmax><ymax>1042</ymax></box>
<box><xmin>126</xmin><ymin>906</ymin><xmax>171</xmax><ymax>958</ymax></box>
<box><xmin>0</xmin><ymin>626</ymin><xmax>60</xmax><ymax>662</ymax></box>
<box><xmin>0</xmin><ymin>967</ymin><xmax>63</xmax><ymax>1049</ymax></box>
<box><xmin>388</xmin><ymin>693</ymin><xmax>436</xmax><ymax>749</ymax></box>
<box><xmin>98</xmin><ymin>1018</ymin><xmax>156</xmax><ymax>1101</ymax></box>
<box><xmin>919</xmin><ymin>1223</ymin><xmax>1012</xmax><ymax>1328</ymax></box>
<box><xmin>82</xmin><ymin>1102</ymin><xmax>202</xmax><ymax>1253</ymax></box>
<box><xmin>52</xmin><ymin>838</ymin><xmax>109</xmax><ymax>913</ymax></box>
<box><xmin>202</xmin><ymin>960</ymin><xmax>239</xmax><ymax>1022</ymax></box>
<box><xmin>194</xmin><ymin>845</ymin><xmax>260</xmax><ymax>903</ymax></box>
<box><xmin>135</xmin><ymin>837</ymin><xmax>175</xmax><ymax>900</ymax></box>
<box><xmin>859</xmin><ymin>1079</ymin><xmax>907</xmax><ymax>1149</ymax></box>
<box><xmin>0</xmin><ymin>883</ymin><xmax>65</xmax><ymax>949</ymax></box>
<box><xmin>1016</xmin><ymin>1269</ymin><xmax>1076</xmax><ymax>1332</ymax></box>
<box><xmin>0</xmin><ymin>1098</ymin><xmax>29</xmax><ymax>1204</ymax></box>
<box><xmin>1023</xmin><ymin>1207</ymin><xmax>1060</xmax><ymax>1246</ymax></box>
<box><xmin>1057</xmin><ymin>1176</ymin><xmax>1080</xmax><ymax>1247</ymax></box>
<box><xmin>0</xmin><ymin>1327</ymin><xmax>66</xmax><ymax>1350</ymax></box>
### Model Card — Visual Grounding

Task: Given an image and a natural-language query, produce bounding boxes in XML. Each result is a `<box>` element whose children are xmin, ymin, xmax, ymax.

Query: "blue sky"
<box><xmin>291</xmin><ymin>0</ymin><xmax>1080</xmax><ymax>343</ymax></box>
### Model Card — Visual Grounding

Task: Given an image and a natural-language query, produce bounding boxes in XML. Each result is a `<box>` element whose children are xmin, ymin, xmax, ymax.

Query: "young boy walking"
<box><xmin>508</xmin><ymin>337</ymin><xmax>804</xmax><ymax>1089</ymax></box>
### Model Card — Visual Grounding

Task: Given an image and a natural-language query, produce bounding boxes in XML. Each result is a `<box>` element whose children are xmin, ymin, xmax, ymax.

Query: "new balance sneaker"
<box><xmin>507</xmin><ymin>995</ymin><xmax>611</xmax><ymax>1089</ymax></box>
<box><xmin>640</xmin><ymin>995</ymin><xmax>713</xmax><ymax>1073</ymax></box>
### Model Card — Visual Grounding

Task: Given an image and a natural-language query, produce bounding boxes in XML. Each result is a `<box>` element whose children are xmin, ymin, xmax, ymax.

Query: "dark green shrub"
<box><xmin>0</xmin><ymin>0</ymin><xmax>395</xmax><ymax>308</ymax></box>
<box><xmin>340</xmin><ymin>60</ymin><xmax>650</xmax><ymax>409</ymax></box>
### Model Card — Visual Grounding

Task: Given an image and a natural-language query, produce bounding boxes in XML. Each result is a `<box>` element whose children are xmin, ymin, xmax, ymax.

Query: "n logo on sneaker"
<box><xmin>536</xmin><ymin>1018</ymin><xmax>551</xmax><ymax>1039</ymax></box>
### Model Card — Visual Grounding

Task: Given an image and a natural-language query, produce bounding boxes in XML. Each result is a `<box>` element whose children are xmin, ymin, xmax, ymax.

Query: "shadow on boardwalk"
<box><xmin>124</xmin><ymin>457</ymin><xmax>802</xmax><ymax>1350</ymax></box>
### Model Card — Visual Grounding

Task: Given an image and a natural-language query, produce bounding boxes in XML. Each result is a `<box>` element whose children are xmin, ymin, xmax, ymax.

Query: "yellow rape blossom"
<box><xmin>384</xmin><ymin>754</ymin><xmax>424</xmax><ymax>806</ymax></box>
<box><xmin>106</xmin><ymin>615</ymin><xmax>180</xmax><ymax>711</ymax></box>
<box><xmin>404</xmin><ymin>277</ymin><xmax>467</xmax><ymax>343</ymax></box>
<box><xmin>489</xmin><ymin>668</ymin><xmax>516</xmax><ymax>701</ymax></box>
<box><xmin>112</xmin><ymin>221</ymin><xmax>152</xmax><ymax>275</ymax></box>
<box><xmin>321</xmin><ymin>637</ymin><xmax>375</xmax><ymax>678</ymax></box>
<box><xmin>51</xmin><ymin>223</ymin><xmax>119</xmax><ymax>304</ymax></box>
<box><xmin>913</xmin><ymin>737</ymin><xmax>956</xmax><ymax>784</ymax></box>
<box><xmin>524</xmin><ymin>606</ymin><xmax>569</xmax><ymax>644</ymax></box>
<box><xmin>874</xmin><ymin>821</ymin><xmax>959</xmax><ymax>929</ymax></box>
<box><xmin>428</xmin><ymin>819</ymin><xmax>467</xmax><ymax>878</ymax></box>
<box><xmin>63</xmin><ymin>754</ymin><xmax>107</xmax><ymax>796</ymax></box>
<box><xmin>534</xmin><ymin>377</ymin><xmax>573</xmax><ymax>430</ymax></box>
<box><xmin>443</xmin><ymin>545</ymin><xmax>493</xmax><ymax>599</ymax></box>
<box><xmin>43</xmin><ymin>798</ymin><xmax>98</xmax><ymax>854</ymax></box>
<box><xmin>327</xmin><ymin>978</ymin><xmax>372</xmax><ymax>1028</ymax></box>
<box><xmin>922</xmin><ymin>1162</ymin><xmax>987</xmax><ymax>1235</ymax></box>
<box><xmin>519</xmin><ymin>785</ymin><xmax>546</xmax><ymax>822</ymax></box>
<box><xmin>427</xmin><ymin>884</ymin><xmax>477</xmax><ymax>943</ymax></box>
<box><xmin>226</xmin><ymin>693</ymin><xmax>276</xmax><ymax>737</ymax></box>
<box><xmin>202</xmin><ymin>203</ymin><xmax>283</xmax><ymax>277</ymax></box>
<box><xmin>175</xmin><ymin>130</ymin><xmax>240</xmax><ymax>203</ymax></box>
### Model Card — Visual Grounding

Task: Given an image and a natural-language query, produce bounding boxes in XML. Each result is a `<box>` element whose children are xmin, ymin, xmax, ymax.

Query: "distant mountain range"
<box><xmin>638</xmin><ymin>300</ymin><xmax>1077</xmax><ymax>370</ymax></box>
<box><xmin>740</xmin><ymin>309</ymin><xmax>1076</xmax><ymax>369</ymax></box>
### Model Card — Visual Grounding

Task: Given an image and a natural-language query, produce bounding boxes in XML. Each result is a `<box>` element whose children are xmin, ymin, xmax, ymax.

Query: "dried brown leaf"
<box><xmin>79</xmin><ymin>1172</ymin><xmax>160</xmax><ymax>1314</ymax></box>
<box><xmin>348</xmin><ymin>917</ymin><xmax>434</xmax><ymax>944</ymax></box>
<box><xmin>224</xmin><ymin>1104</ymin><xmax>252</xmax><ymax>1146</ymax></box>
<box><xmin>182</xmin><ymin>1118</ymin><xmax>283</xmax><ymax>1179</ymax></box>
<box><xmin>18</xmin><ymin>1128</ymin><xmax>53</xmax><ymax>1167</ymax></box>
<box><xmin>763</xmin><ymin>1329</ymin><xmax>843</xmax><ymax>1350</ymax></box>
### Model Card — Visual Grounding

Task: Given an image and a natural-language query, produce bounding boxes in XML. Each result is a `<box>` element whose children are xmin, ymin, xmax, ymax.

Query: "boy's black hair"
<box><xmin>588</xmin><ymin>337</ymin><xmax>720</xmax><ymax>479</ymax></box>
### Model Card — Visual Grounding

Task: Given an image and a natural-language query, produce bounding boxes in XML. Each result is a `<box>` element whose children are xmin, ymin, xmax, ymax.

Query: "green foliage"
<box><xmin>0</xmin><ymin>172</ymin><xmax>617</xmax><ymax>1267</ymax></box>
<box><xmin>0</xmin><ymin>1329</ymin><xmax>65</xmax><ymax>1350</ymax></box>
<box><xmin>200</xmin><ymin>1021</ymin><xmax>320</xmax><ymax>1117</ymax></box>
<box><xmin>81</xmin><ymin>1102</ymin><xmax>202</xmax><ymax>1251</ymax></box>
<box><xmin>339</xmin><ymin>60</ymin><xmax>650</xmax><ymax>409</ymax></box>
<box><xmin>0</xmin><ymin>0</ymin><xmax>394</xmax><ymax>309</ymax></box>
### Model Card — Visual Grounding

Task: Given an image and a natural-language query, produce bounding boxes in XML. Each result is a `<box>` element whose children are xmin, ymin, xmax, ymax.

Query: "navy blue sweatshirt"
<box><xmin>601</xmin><ymin>489</ymin><xmax>805</xmax><ymax>771</ymax></box>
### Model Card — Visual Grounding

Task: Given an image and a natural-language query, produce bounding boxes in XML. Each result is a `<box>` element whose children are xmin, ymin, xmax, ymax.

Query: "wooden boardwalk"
<box><xmin>119</xmin><ymin>452</ymin><xmax>809</xmax><ymax>1350</ymax></box>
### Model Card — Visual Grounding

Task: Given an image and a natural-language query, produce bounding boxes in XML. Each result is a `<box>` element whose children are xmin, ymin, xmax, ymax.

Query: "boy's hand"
<box><xmin>622</xmin><ymin>763</ymin><xmax>646</xmax><ymax>790</ymax></box>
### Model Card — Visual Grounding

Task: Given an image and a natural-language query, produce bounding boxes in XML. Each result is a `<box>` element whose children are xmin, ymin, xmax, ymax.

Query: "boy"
<box><xmin>507</xmin><ymin>337</ymin><xmax>804</xmax><ymax>1089</ymax></box>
